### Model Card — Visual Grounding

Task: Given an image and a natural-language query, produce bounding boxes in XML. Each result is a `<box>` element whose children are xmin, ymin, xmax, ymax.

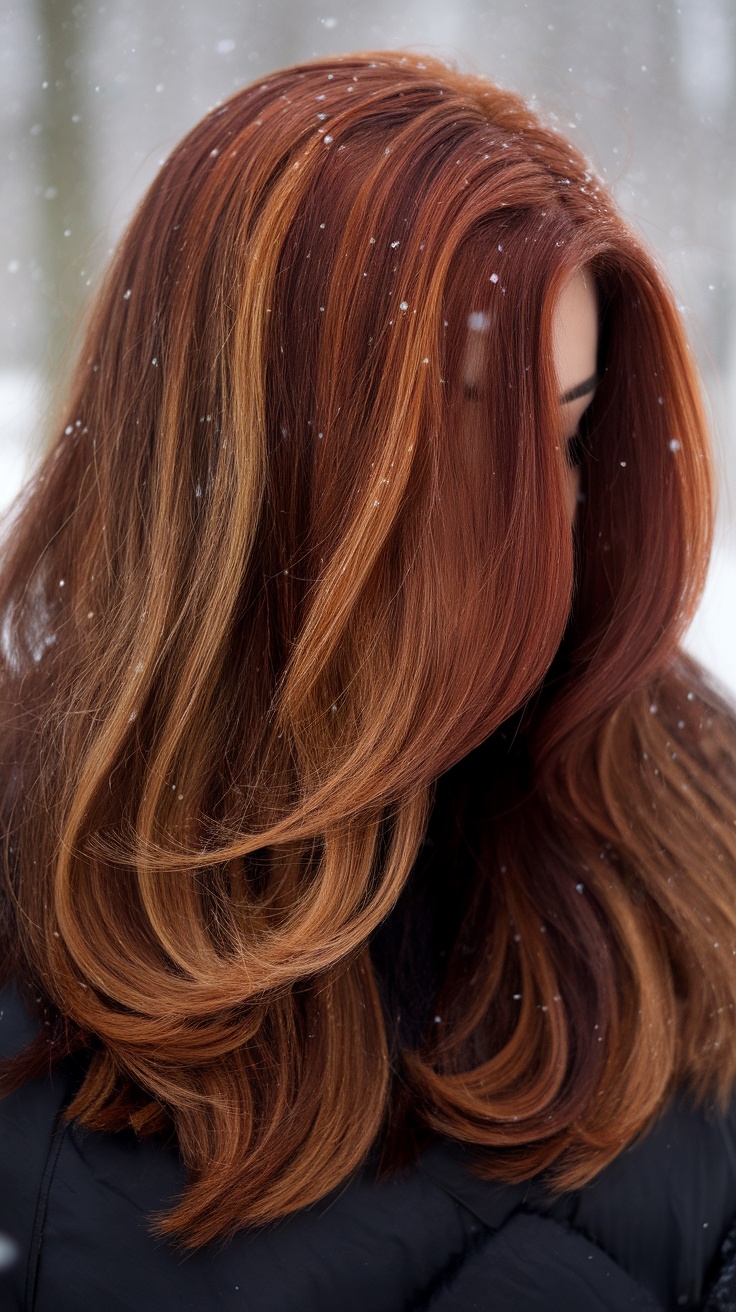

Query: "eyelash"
<box><xmin>565</xmin><ymin>433</ymin><xmax>586</xmax><ymax>469</ymax></box>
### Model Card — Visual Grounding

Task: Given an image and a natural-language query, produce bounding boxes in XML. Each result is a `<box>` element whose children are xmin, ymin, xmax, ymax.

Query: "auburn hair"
<box><xmin>2</xmin><ymin>50</ymin><xmax>736</xmax><ymax>1248</ymax></box>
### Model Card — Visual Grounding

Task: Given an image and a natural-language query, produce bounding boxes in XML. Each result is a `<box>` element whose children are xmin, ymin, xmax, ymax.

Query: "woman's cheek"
<box><xmin>565</xmin><ymin>465</ymin><xmax>581</xmax><ymax>525</ymax></box>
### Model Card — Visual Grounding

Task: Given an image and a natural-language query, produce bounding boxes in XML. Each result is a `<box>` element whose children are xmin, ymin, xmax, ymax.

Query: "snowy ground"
<box><xmin>0</xmin><ymin>370</ymin><xmax>734</xmax><ymax>701</ymax></box>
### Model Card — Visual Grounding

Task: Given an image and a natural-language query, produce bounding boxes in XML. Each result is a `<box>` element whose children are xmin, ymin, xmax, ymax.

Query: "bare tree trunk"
<box><xmin>34</xmin><ymin>0</ymin><xmax>97</xmax><ymax>404</ymax></box>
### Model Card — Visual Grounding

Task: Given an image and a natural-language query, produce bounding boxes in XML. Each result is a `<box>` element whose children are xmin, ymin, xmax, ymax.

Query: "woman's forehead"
<box><xmin>553</xmin><ymin>270</ymin><xmax>599</xmax><ymax>403</ymax></box>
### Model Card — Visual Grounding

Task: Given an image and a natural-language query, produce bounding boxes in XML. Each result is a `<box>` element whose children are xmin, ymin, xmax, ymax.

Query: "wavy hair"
<box><xmin>2</xmin><ymin>51</ymin><xmax>736</xmax><ymax>1247</ymax></box>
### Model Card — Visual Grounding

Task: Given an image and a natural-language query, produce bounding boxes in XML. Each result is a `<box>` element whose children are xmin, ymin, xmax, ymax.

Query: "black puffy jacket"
<box><xmin>3</xmin><ymin>979</ymin><xmax>736</xmax><ymax>1311</ymax></box>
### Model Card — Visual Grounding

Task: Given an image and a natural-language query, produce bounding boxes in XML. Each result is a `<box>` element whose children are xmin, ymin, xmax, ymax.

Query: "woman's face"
<box><xmin>552</xmin><ymin>268</ymin><xmax>599</xmax><ymax>522</ymax></box>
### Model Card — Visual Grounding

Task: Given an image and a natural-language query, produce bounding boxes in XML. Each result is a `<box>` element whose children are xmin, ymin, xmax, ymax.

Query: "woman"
<box><xmin>1</xmin><ymin>49</ymin><xmax>736</xmax><ymax>1311</ymax></box>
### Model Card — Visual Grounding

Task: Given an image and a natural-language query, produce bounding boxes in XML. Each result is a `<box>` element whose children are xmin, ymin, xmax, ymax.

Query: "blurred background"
<box><xmin>1</xmin><ymin>0</ymin><xmax>735</xmax><ymax>690</ymax></box>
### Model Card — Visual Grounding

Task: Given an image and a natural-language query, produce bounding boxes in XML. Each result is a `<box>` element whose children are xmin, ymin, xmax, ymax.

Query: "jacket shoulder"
<box><xmin>0</xmin><ymin>978</ymin><xmax>46</xmax><ymax>1059</ymax></box>
<box><xmin>0</xmin><ymin>980</ymin><xmax>76</xmax><ymax>1310</ymax></box>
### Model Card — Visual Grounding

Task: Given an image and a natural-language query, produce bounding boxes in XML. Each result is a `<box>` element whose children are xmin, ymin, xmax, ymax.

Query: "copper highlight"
<box><xmin>2</xmin><ymin>51</ymin><xmax>736</xmax><ymax>1248</ymax></box>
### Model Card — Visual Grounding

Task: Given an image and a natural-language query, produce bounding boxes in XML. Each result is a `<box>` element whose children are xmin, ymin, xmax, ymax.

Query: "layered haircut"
<box><xmin>2</xmin><ymin>51</ymin><xmax>736</xmax><ymax>1248</ymax></box>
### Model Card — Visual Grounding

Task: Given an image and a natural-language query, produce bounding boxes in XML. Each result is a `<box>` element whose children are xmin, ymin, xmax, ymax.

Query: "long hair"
<box><xmin>2</xmin><ymin>51</ymin><xmax>735</xmax><ymax>1248</ymax></box>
